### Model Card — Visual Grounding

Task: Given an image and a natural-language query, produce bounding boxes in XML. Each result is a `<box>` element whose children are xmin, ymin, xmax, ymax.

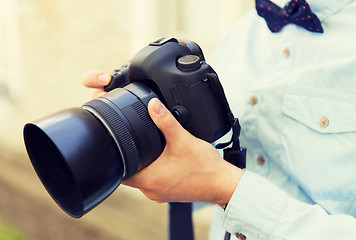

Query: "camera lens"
<box><xmin>83</xmin><ymin>82</ymin><xmax>164</xmax><ymax>179</ymax></box>
<box><xmin>23</xmin><ymin>82</ymin><xmax>164</xmax><ymax>217</ymax></box>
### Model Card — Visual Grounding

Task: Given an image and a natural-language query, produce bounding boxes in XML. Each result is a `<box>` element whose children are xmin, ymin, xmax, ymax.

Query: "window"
<box><xmin>128</xmin><ymin>0</ymin><xmax>253</xmax><ymax>60</ymax></box>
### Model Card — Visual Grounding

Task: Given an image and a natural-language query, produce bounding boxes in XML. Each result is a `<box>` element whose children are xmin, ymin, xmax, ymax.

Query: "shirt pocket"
<box><xmin>279</xmin><ymin>86</ymin><xmax>356</xmax><ymax>213</ymax></box>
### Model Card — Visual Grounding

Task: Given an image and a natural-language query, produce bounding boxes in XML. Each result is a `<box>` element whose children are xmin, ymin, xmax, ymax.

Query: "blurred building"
<box><xmin>0</xmin><ymin>0</ymin><xmax>253</xmax><ymax>239</ymax></box>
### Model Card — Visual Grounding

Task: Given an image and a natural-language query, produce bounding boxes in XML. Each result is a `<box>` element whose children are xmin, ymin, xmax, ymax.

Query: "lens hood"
<box><xmin>24</xmin><ymin>108</ymin><xmax>124</xmax><ymax>218</ymax></box>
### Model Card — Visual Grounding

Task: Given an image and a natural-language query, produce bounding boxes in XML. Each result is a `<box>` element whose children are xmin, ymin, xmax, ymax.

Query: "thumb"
<box><xmin>148</xmin><ymin>98</ymin><xmax>188</xmax><ymax>143</ymax></box>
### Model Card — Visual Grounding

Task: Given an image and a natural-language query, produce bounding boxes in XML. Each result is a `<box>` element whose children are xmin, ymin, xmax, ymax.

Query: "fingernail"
<box><xmin>98</xmin><ymin>73</ymin><xmax>110</xmax><ymax>85</ymax></box>
<box><xmin>152</xmin><ymin>98</ymin><xmax>165</xmax><ymax>116</ymax></box>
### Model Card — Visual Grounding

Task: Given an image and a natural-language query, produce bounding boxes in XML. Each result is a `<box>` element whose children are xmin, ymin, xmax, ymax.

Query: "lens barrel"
<box><xmin>23</xmin><ymin>82</ymin><xmax>164</xmax><ymax>217</ymax></box>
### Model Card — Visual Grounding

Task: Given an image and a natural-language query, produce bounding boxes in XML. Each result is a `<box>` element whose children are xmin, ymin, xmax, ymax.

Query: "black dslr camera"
<box><xmin>23</xmin><ymin>38</ymin><xmax>237</xmax><ymax>218</ymax></box>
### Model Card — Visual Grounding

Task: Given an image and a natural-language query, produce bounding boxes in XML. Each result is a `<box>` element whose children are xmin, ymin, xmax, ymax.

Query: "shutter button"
<box><xmin>177</xmin><ymin>55</ymin><xmax>201</xmax><ymax>71</ymax></box>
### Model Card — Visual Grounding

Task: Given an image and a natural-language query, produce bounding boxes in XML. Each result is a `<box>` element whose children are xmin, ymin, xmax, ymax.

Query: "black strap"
<box><xmin>206</xmin><ymin>73</ymin><xmax>247</xmax><ymax>169</ymax></box>
<box><xmin>206</xmin><ymin>73</ymin><xmax>235</xmax><ymax>125</ymax></box>
<box><xmin>216</xmin><ymin>118</ymin><xmax>246</xmax><ymax>169</ymax></box>
<box><xmin>168</xmin><ymin>202</ymin><xmax>194</xmax><ymax>240</ymax></box>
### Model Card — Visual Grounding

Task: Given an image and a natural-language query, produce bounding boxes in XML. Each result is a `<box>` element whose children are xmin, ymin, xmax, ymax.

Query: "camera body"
<box><xmin>105</xmin><ymin>37</ymin><xmax>231</xmax><ymax>142</ymax></box>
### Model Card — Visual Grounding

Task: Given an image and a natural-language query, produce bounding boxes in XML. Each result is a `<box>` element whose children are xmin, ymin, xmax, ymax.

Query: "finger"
<box><xmin>148</xmin><ymin>98</ymin><xmax>189</xmax><ymax>143</ymax></box>
<box><xmin>81</xmin><ymin>70</ymin><xmax>111</xmax><ymax>88</ymax></box>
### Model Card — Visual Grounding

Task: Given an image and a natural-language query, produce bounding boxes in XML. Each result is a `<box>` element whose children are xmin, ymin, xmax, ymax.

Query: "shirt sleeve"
<box><xmin>222</xmin><ymin>170</ymin><xmax>356</xmax><ymax>239</ymax></box>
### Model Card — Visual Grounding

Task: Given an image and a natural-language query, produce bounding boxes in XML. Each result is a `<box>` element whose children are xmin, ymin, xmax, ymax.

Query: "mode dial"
<box><xmin>177</xmin><ymin>55</ymin><xmax>201</xmax><ymax>72</ymax></box>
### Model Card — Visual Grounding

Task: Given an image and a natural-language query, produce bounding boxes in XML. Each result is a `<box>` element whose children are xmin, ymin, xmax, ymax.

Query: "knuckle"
<box><xmin>143</xmin><ymin>191</ymin><xmax>163</xmax><ymax>202</ymax></box>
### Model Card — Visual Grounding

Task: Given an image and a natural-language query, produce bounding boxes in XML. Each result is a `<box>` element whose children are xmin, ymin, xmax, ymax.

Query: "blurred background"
<box><xmin>0</xmin><ymin>0</ymin><xmax>253</xmax><ymax>239</ymax></box>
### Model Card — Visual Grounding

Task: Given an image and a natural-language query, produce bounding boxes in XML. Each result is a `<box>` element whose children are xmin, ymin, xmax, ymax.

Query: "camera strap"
<box><xmin>168</xmin><ymin>202</ymin><xmax>194</xmax><ymax>240</ymax></box>
<box><xmin>205</xmin><ymin>73</ymin><xmax>235</xmax><ymax>124</ymax></box>
<box><xmin>205</xmin><ymin>73</ymin><xmax>246</xmax><ymax>168</ymax></box>
<box><xmin>215</xmin><ymin>118</ymin><xmax>246</xmax><ymax>169</ymax></box>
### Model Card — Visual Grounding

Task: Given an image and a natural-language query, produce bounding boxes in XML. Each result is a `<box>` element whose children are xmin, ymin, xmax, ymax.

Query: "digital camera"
<box><xmin>23</xmin><ymin>37</ymin><xmax>234</xmax><ymax>218</ymax></box>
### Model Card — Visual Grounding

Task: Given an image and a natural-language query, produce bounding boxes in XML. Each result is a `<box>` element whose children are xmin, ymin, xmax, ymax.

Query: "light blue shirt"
<box><xmin>209</xmin><ymin>0</ymin><xmax>356</xmax><ymax>239</ymax></box>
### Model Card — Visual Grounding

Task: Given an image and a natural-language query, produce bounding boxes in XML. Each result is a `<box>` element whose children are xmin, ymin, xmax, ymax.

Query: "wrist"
<box><xmin>211</xmin><ymin>161</ymin><xmax>243</xmax><ymax>206</ymax></box>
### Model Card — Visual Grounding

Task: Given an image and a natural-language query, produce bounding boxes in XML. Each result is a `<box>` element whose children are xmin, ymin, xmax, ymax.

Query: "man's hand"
<box><xmin>81</xmin><ymin>70</ymin><xmax>111</xmax><ymax>99</ymax></box>
<box><xmin>81</xmin><ymin>70</ymin><xmax>243</xmax><ymax>206</ymax></box>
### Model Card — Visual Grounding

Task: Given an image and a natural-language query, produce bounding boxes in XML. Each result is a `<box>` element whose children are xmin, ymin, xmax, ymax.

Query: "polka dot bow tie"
<box><xmin>255</xmin><ymin>0</ymin><xmax>323</xmax><ymax>33</ymax></box>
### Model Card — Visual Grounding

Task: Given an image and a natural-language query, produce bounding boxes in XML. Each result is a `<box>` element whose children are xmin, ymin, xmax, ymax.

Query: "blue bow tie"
<box><xmin>255</xmin><ymin>0</ymin><xmax>323</xmax><ymax>33</ymax></box>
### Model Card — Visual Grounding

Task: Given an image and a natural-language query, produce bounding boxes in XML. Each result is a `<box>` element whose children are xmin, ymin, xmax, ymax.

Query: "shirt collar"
<box><xmin>272</xmin><ymin>0</ymin><xmax>354</xmax><ymax>21</ymax></box>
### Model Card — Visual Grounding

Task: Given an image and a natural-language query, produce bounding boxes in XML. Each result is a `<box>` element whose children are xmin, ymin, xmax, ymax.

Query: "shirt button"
<box><xmin>283</xmin><ymin>47</ymin><xmax>290</xmax><ymax>58</ymax></box>
<box><xmin>249</xmin><ymin>96</ymin><xmax>258</xmax><ymax>105</ymax></box>
<box><xmin>257</xmin><ymin>156</ymin><xmax>265</xmax><ymax>166</ymax></box>
<box><xmin>319</xmin><ymin>117</ymin><xmax>329</xmax><ymax>128</ymax></box>
<box><xmin>236</xmin><ymin>233</ymin><xmax>247</xmax><ymax>240</ymax></box>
